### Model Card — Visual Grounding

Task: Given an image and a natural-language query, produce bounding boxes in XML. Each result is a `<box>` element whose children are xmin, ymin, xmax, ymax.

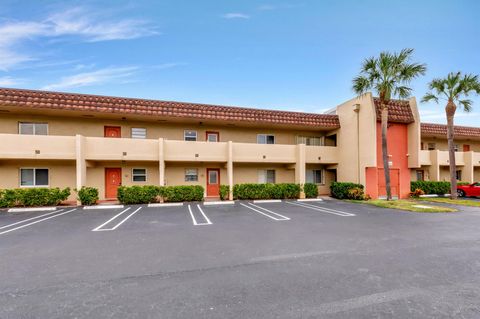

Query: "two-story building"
<box><xmin>0</xmin><ymin>87</ymin><xmax>479</xmax><ymax>202</ymax></box>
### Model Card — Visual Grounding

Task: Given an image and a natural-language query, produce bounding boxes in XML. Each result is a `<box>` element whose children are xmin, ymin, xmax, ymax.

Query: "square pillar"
<box><xmin>227</xmin><ymin>141</ymin><xmax>234</xmax><ymax>200</ymax></box>
<box><xmin>295</xmin><ymin>143</ymin><xmax>306</xmax><ymax>199</ymax></box>
<box><xmin>75</xmin><ymin>135</ymin><xmax>87</xmax><ymax>205</ymax></box>
<box><xmin>429</xmin><ymin>150</ymin><xmax>440</xmax><ymax>181</ymax></box>
<box><xmin>464</xmin><ymin>151</ymin><xmax>474</xmax><ymax>183</ymax></box>
<box><xmin>159</xmin><ymin>138</ymin><xmax>165</xmax><ymax>186</ymax></box>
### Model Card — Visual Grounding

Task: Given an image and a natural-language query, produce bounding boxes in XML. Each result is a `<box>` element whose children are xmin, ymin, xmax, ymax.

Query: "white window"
<box><xmin>454</xmin><ymin>144</ymin><xmax>459</xmax><ymax>152</ymax></box>
<box><xmin>296</xmin><ymin>136</ymin><xmax>323</xmax><ymax>146</ymax></box>
<box><xmin>19</xmin><ymin>122</ymin><xmax>48</xmax><ymax>135</ymax></box>
<box><xmin>185</xmin><ymin>169</ymin><xmax>198</xmax><ymax>182</ymax></box>
<box><xmin>427</xmin><ymin>143</ymin><xmax>436</xmax><ymax>150</ymax></box>
<box><xmin>132</xmin><ymin>168</ymin><xmax>147</xmax><ymax>182</ymax></box>
<box><xmin>184</xmin><ymin>130</ymin><xmax>197</xmax><ymax>141</ymax></box>
<box><xmin>131</xmin><ymin>128</ymin><xmax>146</xmax><ymax>139</ymax></box>
<box><xmin>306</xmin><ymin>169</ymin><xmax>323</xmax><ymax>184</ymax></box>
<box><xmin>257</xmin><ymin>134</ymin><xmax>275</xmax><ymax>144</ymax></box>
<box><xmin>206</xmin><ymin>132</ymin><xmax>219</xmax><ymax>142</ymax></box>
<box><xmin>258</xmin><ymin>170</ymin><xmax>276</xmax><ymax>183</ymax></box>
<box><xmin>20</xmin><ymin>168</ymin><xmax>49</xmax><ymax>187</ymax></box>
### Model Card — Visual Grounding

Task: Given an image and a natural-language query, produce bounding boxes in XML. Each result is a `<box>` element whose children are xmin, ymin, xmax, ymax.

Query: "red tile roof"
<box><xmin>421</xmin><ymin>123</ymin><xmax>480</xmax><ymax>138</ymax></box>
<box><xmin>0</xmin><ymin>87</ymin><xmax>340</xmax><ymax>128</ymax></box>
<box><xmin>373</xmin><ymin>98</ymin><xmax>415</xmax><ymax>123</ymax></box>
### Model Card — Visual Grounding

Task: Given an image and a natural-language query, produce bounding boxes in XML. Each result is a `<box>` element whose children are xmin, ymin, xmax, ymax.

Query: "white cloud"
<box><xmin>222</xmin><ymin>13</ymin><xmax>250</xmax><ymax>19</ymax></box>
<box><xmin>257</xmin><ymin>5</ymin><xmax>276</xmax><ymax>11</ymax></box>
<box><xmin>42</xmin><ymin>66</ymin><xmax>138</xmax><ymax>90</ymax></box>
<box><xmin>0</xmin><ymin>7</ymin><xmax>157</xmax><ymax>70</ymax></box>
<box><xmin>0</xmin><ymin>76</ymin><xmax>22</xmax><ymax>86</ymax></box>
<box><xmin>152</xmin><ymin>62</ymin><xmax>187</xmax><ymax>70</ymax></box>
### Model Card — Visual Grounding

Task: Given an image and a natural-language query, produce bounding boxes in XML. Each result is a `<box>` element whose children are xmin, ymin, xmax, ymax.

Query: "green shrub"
<box><xmin>331</xmin><ymin>182</ymin><xmax>364</xmax><ymax>199</ymax></box>
<box><xmin>410</xmin><ymin>181</ymin><xmax>451</xmax><ymax>195</ymax></box>
<box><xmin>117</xmin><ymin>185</ymin><xmax>159</xmax><ymax>205</ymax></box>
<box><xmin>77</xmin><ymin>187</ymin><xmax>99</xmax><ymax>206</ymax></box>
<box><xmin>303</xmin><ymin>183</ymin><xmax>319</xmax><ymax>198</ymax></box>
<box><xmin>232</xmin><ymin>183</ymin><xmax>301</xmax><ymax>200</ymax></box>
<box><xmin>219</xmin><ymin>185</ymin><xmax>230</xmax><ymax>200</ymax></box>
<box><xmin>160</xmin><ymin>185</ymin><xmax>204</xmax><ymax>202</ymax></box>
<box><xmin>0</xmin><ymin>187</ymin><xmax>71</xmax><ymax>208</ymax></box>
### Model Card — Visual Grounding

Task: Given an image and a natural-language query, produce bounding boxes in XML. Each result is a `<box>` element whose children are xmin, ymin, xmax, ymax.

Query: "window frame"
<box><xmin>18</xmin><ymin>122</ymin><xmax>49</xmax><ymax>135</ymax></box>
<box><xmin>131</xmin><ymin>168</ymin><xmax>147</xmax><ymax>182</ymax></box>
<box><xmin>427</xmin><ymin>143</ymin><xmax>436</xmax><ymax>151</ymax></box>
<box><xmin>455</xmin><ymin>170</ymin><xmax>462</xmax><ymax>181</ymax></box>
<box><xmin>306</xmin><ymin>169</ymin><xmax>324</xmax><ymax>185</ymax></box>
<box><xmin>257</xmin><ymin>134</ymin><xmax>275</xmax><ymax>144</ymax></box>
<box><xmin>131</xmin><ymin>127</ymin><xmax>147</xmax><ymax>139</ymax></box>
<box><xmin>258</xmin><ymin>169</ymin><xmax>276</xmax><ymax>183</ymax></box>
<box><xmin>185</xmin><ymin>168</ymin><xmax>199</xmax><ymax>182</ymax></box>
<box><xmin>19</xmin><ymin>168</ymin><xmax>49</xmax><ymax>187</ymax></box>
<box><xmin>184</xmin><ymin>130</ymin><xmax>198</xmax><ymax>141</ymax></box>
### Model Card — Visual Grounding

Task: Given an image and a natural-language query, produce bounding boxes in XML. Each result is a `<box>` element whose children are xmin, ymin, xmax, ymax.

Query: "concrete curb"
<box><xmin>7</xmin><ymin>207</ymin><xmax>57</xmax><ymax>213</ymax></box>
<box><xmin>147</xmin><ymin>203</ymin><xmax>183</xmax><ymax>207</ymax></box>
<box><xmin>252</xmin><ymin>199</ymin><xmax>282</xmax><ymax>204</ymax></box>
<box><xmin>83</xmin><ymin>205</ymin><xmax>124</xmax><ymax>210</ymax></box>
<box><xmin>203</xmin><ymin>201</ymin><xmax>235</xmax><ymax>206</ymax></box>
<box><xmin>297</xmin><ymin>198</ymin><xmax>323</xmax><ymax>202</ymax></box>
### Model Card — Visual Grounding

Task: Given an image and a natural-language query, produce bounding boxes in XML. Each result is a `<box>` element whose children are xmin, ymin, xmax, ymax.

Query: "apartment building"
<box><xmin>0</xmin><ymin>87</ymin><xmax>479</xmax><ymax>202</ymax></box>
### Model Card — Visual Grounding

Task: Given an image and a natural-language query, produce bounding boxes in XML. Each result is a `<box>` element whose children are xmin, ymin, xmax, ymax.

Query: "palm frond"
<box><xmin>352</xmin><ymin>75</ymin><xmax>371</xmax><ymax>95</ymax></box>
<box><xmin>421</xmin><ymin>92</ymin><xmax>439</xmax><ymax>104</ymax></box>
<box><xmin>458</xmin><ymin>99</ymin><xmax>473</xmax><ymax>112</ymax></box>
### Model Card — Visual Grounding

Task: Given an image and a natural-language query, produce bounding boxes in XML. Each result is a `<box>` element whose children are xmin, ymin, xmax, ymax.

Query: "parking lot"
<box><xmin>1</xmin><ymin>199</ymin><xmax>480</xmax><ymax>318</ymax></box>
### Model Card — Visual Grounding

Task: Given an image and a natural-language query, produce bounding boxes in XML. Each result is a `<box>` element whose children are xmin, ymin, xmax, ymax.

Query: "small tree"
<box><xmin>353</xmin><ymin>48</ymin><xmax>426</xmax><ymax>200</ymax></box>
<box><xmin>422</xmin><ymin>72</ymin><xmax>480</xmax><ymax>199</ymax></box>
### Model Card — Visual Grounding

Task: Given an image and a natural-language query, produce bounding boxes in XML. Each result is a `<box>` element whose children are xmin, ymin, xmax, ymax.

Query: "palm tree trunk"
<box><xmin>446</xmin><ymin>100</ymin><xmax>457</xmax><ymax>200</ymax></box>
<box><xmin>381</xmin><ymin>106</ymin><xmax>392</xmax><ymax>200</ymax></box>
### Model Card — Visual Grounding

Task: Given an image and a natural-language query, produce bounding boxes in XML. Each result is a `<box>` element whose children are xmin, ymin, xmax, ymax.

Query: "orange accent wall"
<box><xmin>365</xmin><ymin>123</ymin><xmax>411</xmax><ymax>199</ymax></box>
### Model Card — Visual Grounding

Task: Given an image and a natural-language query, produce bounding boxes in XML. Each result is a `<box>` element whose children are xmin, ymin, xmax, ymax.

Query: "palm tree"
<box><xmin>422</xmin><ymin>72</ymin><xmax>480</xmax><ymax>199</ymax></box>
<box><xmin>353</xmin><ymin>48</ymin><xmax>426</xmax><ymax>200</ymax></box>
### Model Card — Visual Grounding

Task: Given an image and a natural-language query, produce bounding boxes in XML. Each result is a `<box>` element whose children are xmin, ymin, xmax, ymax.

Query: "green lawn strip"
<box><xmin>348</xmin><ymin>199</ymin><xmax>457</xmax><ymax>213</ymax></box>
<box><xmin>416</xmin><ymin>197</ymin><xmax>480</xmax><ymax>207</ymax></box>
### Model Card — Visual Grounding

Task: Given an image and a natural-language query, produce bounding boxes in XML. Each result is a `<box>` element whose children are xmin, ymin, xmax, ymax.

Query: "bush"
<box><xmin>233</xmin><ymin>183</ymin><xmax>301</xmax><ymax>200</ymax></box>
<box><xmin>77</xmin><ymin>187</ymin><xmax>99</xmax><ymax>206</ymax></box>
<box><xmin>0</xmin><ymin>187</ymin><xmax>71</xmax><ymax>208</ymax></box>
<box><xmin>410</xmin><ymin>188</ymin><xmax>425</xmax><ymax>198</ymax></box>
<box><xmin>303</xmin><ymin>183</ymin><xmax>319</xmax><ymax>198</ymax></box>
<box><xmin>219</xmin><ymin>185</ymin><xmax>230</xmax><ymax>200</ymax></box>
<box><xmin>347</xmin><ymin>187</ymin><xmax>368</xmax><ymax>200</ymax></box>
<box><xmin>331</xmin><ymin>182</ymin><xmax>364</xmax><ymax>199</ymax></box>
<box><xmin>160</xmin><ymin>185</ymin><xmax>204</xmax><ymax>202</ymax></box>
<box><xmin>410</xmin><ymin>181</ymin><xmax>451</xmax><ymax>195</ymax></box>
<box><xmin>117</xmin><ymin>185</ymin><xmax>159</xmax><ymax>205</ymax></box>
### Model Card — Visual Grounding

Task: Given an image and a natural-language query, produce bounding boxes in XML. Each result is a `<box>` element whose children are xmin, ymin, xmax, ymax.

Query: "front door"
<box><xmin>463</xmin><ymin>144</ymin><xmax>471</xmax><ymax>152</ymax></box>
<box><xmin>105</xmin><ymin>168</ymin><xmax>122</xmax><ymax>199</ymax></box>
<box><xmin>378</xmin><ymin>168</ymin><xmax>400</xmax><ymax>198</ymax></box>
<box><xmin>206</xmin><ymin>168</ymin><xmax>220</xmax><ymax>197</ymax></box>
<box><xmin>104</xmin><ymin>126</ymin><xmax>121</xmax><ymax>138</ymax></box>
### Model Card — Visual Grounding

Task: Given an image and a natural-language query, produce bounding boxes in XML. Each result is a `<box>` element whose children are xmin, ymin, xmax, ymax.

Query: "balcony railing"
<box><xmin>0</xmin><ymin>134</ymin><xmax>76</xmax><ymax>160</ymax></box>
<box><xmin>164</xmin><ymin>140</ymin><xmax>228</xmax><ymax>162</ymax></box>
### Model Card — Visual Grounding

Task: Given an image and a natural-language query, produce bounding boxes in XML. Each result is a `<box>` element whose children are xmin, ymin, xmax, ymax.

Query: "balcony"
<box><xmin>437</xmin><ymin>151</ymin><xmax>465</xmax><ymax>166</ymax></box>
<box><xmin>0</xmin><ymin>134</ymin><xmax>76</xmax><ymax>160</ymax></box>
<box><xmin>164</xmin><ymin>140</ymin><xmax>228</xmax><ymax>162</ymax></box>
<box><xmin>419</xmin><ymin>150</ymin><xmax>432</xmax><ymax>165</ymax></box>
<box><xmin>85</xmin><ymin>137</ymin><xmax>159</xmax><ymax>161</ymax></box>
<box><xmin>232</xmin><ymin>143</ymin><xmax>296</xmax><ymax>163</ymax></box>
<box><xmin>305</xmin><ymin>145</ymin><xmax>338</xmax><ymax>164</ymax></box>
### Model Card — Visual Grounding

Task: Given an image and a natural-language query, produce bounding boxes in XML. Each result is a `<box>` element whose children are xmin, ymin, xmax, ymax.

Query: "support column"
<box><xmin>295</xmin><ymin>143</ymin><xmax>306</xmax><ymax>199</ymax></box>
<box><xmin>159</xmin><ymin>138</ymin><xmax>165</xmax><ymax>186</ymax></box>
<box><xmin>227</xmin><ymin>141</ymin><xmax>233</xmax><ymax>201</ymax></box>
<box><xmin>429</xmin><ymin>150</ymin><xmax>440</xmax><ymax>181</ymax></box>
<box><xmin>464</xmin><ymin>151</ymin><xmax>474</xmax><ymax>183</ymax></box>
<box><xmin>75</xmin><ymin>134</ymin><xmax>86</xmax><ymax>205</ymax></box>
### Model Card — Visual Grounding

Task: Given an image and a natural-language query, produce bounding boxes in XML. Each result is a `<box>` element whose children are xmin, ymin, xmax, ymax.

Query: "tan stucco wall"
<box><xmin>421</xmin><ymin>138</ymin><xmax>480</xmax><ymax>152</ymax></box>
<box><xmin>475</xmin><ymin>168</ymin><xmax>480</xmax><ymax>181</ymax></box>
<box><xmin>0</xmin><ymin>113</ymin><xmax>329</xmax><ymax>145</ymax></box>
<box><xmin>0</xmin><ymin>160</ymin><xmax>76</xmax><ymax>201</ymax></box>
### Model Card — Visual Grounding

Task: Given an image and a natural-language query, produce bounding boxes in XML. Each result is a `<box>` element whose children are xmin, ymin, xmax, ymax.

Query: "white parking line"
<box><xmin>0</xmin><ymin>209</ymin><xmax>64</xmax><ymax>230</ymax></box>
<box><xmin>240</xmin><ymin>203</ymin><xmax>290</xmax><ymax>221</ymax></box>
<box><xmin>0</xmin><ymin>209</ymin><xmax>77</xmax><ymax>236</ymax></box>
<box><xmin>91</xmin><ymin>207</ymin><xmax>131</xmax><ymax>231</ymax></box>
<box><xmin>187</xmin><ymin>205</ymin><xmax>212</xmax><ymax>226</ymax></box>
<box><xmin>94</xmin><ymin>207</ymin><xmax>142</xmax><ymax>231</ymax></box>
<box><xmin>286</xmin><ymin>201</ymin><xmax>355</xmax><ymax>217</ymax></box>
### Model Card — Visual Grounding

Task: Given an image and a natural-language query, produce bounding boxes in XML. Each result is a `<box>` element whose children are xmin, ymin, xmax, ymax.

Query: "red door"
<box><xmin>206</xmin><ymin>168</ymin><xmax>220</xmax><ymax>197</ymax></box>
<box><xmin>105</xmin><ymin>168</ymin><xmax>122</xmax><ymax>199</ymax></box>
<box><xmin>463</xmin><ymin>145</ymin><xmax>471</xmax><ymax>152</ymax></box>
<box><xmin>378</xmin><ymin>168</ymin><xmax>400</xmax><ymax>198</ymax></box>
<box><xmin>104</xmin><ymin>126</ymin><xmax>121</xmax><ymax>138</ymax></box>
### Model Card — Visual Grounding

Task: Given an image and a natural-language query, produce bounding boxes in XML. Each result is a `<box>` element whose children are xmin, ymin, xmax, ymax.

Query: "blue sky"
<box><xmin>0</xmin><ymin>0</ymin><xmax>479</xmax><ymax>125</ymax></box>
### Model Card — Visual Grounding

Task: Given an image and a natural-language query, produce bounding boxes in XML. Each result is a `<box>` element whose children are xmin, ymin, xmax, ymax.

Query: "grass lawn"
<box><xmin>417</xmin><ymin>197</ymin><xmax>480</xmax><ymax>207</ymax></box>
<box><xmin>349</xmin><ymin>199</ymin><xmax>457</xmax><ymax>213</ymax></box>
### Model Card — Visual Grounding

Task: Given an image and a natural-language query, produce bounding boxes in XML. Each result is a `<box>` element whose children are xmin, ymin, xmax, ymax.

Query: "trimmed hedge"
<box><xmin>0</xmin><ymin>187</ymin><xmax>71</xmax><ymax>208</ymax></box>
<box><xmin>303</xmin><ymin>183</ymin><xmax>319</xmax><ymax>198</ymax></box>
<box><xmin>117</xmin><ymin>185</ymin><xmax>159</xmax><ymax>205</ymax></box>
<box><xmin>330</xmin><ymin>182</ymin><xmax>364</xmax><ymax>199</ymax></box>
<box><xmin>77</xmin><ymin>187</ymin><xmax>99</xmax><ymax>206</ymax></box>
<box><xmin>219</xmin><ymin>185</ymin><xmax>230</xmax><ymax>200</ymax></box>
<box><xmin>160</xmin><ymin>185</ymin><xmax>204</xmax><ymax>202</ymax></box>
<box><xmin>410</xmin><ymin>181</ymin><xmax>470</xmax><ymax>195</ymax></box>
<box><xmin>233</xmin><ymin>183</ymin><xmax>301</xmax><ymax>200</ymax></box>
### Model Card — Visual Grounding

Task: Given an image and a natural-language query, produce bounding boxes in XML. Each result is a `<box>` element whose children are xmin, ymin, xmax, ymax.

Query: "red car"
<box><xmin>457</xmin><ymin>182</ymin><xmax>480</xmax><ymax>197</ymax></box>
